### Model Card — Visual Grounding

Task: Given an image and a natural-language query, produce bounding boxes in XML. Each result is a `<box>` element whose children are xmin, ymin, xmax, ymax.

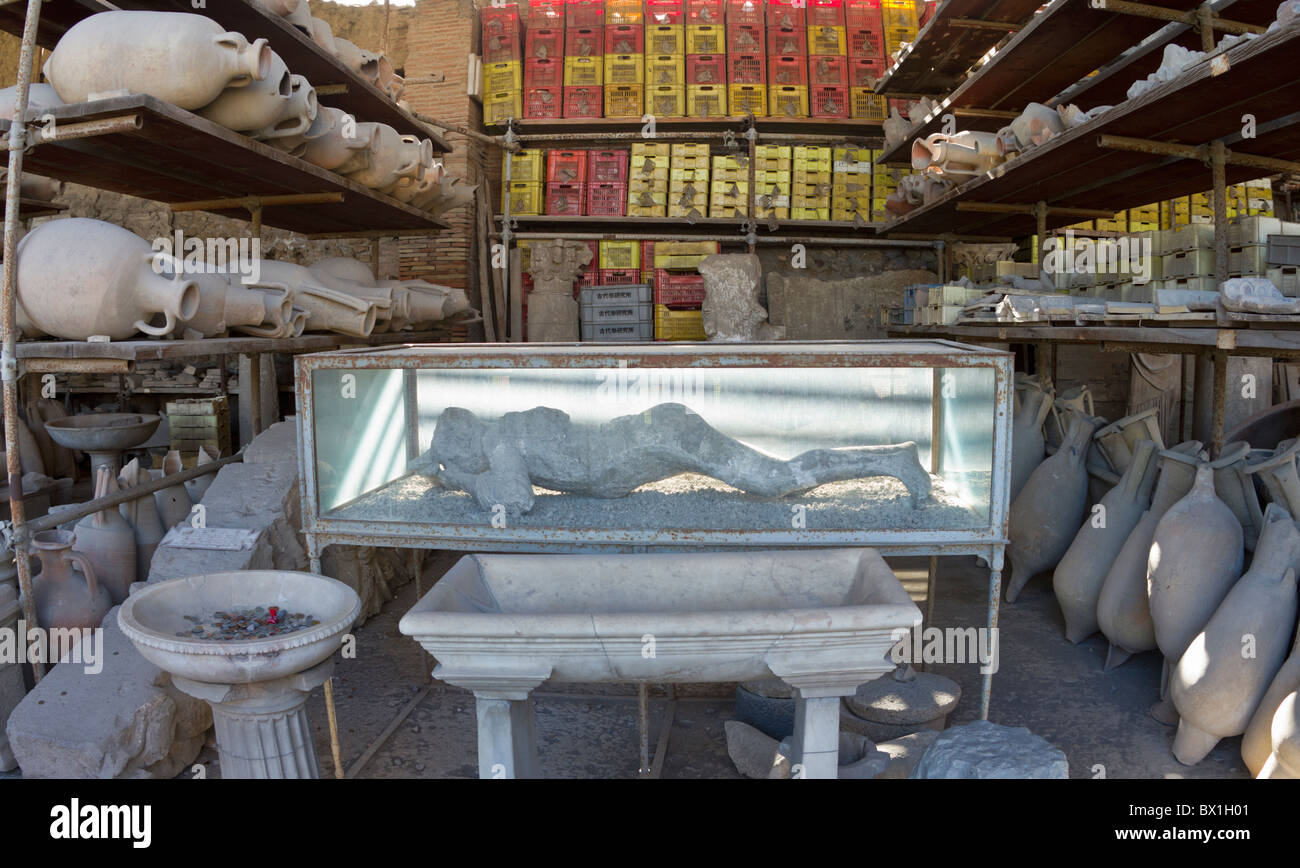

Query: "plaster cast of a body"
<box><xmin>413</xmin><ymin>403</ymin><xmax>933</xmax><ymax>516</ymax></box>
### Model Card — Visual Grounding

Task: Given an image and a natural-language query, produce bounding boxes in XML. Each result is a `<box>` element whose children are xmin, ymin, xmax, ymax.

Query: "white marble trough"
<box><xmin>118</xmin><ymin>570</ymin><xmax>361</xmax><ymax>779</ymax></box>
<box><xmin>400</xmin><ymin>548</ymin><xmax>921</xmax><ymax>779</ymax></box>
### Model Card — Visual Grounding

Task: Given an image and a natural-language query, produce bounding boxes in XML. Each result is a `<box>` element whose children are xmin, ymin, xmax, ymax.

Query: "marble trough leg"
<box><xmin>790</xmin><ymin>692</ymin><xmax>845</xmax><ymax>779</ymax></box>
<box><xmin>475</xmin><ymin>693</ymin><xmax>541</xmax><ymax>779</ymax></box>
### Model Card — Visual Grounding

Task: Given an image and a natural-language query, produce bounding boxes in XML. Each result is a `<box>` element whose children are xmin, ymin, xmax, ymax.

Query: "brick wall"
<box><xmin>402</xmin><ymin>0</ymin><xmax>493</xmax><ymax>316</ymax></box>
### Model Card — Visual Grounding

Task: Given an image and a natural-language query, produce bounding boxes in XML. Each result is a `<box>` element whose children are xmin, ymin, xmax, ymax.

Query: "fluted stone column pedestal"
<box><xmin>173</xmin><ymin>658</ymin><xmax>333</xmax><ymax>779</ymax></box>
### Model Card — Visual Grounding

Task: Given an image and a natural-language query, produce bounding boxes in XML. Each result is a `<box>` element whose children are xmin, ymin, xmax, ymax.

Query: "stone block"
<box><xmin>909</xmin><ymin>720</ymin><xmax>1069</xmax><ymax>779</ymax></box>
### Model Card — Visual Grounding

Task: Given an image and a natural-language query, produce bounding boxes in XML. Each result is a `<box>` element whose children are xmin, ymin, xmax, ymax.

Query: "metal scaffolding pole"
<box><xmin>3</xmin><ymin>0</ymin><xmax>44</xmax><ymax>681</ymax></box>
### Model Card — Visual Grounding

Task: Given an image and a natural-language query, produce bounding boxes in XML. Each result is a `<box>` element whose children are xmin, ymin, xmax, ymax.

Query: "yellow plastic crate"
<box><xmin>769</xmin><ymin>84</ymin><xmax>808</xmax><ymax>118</ymax></box>
<box><xmin>884</xmin><ymin>24</ymin><xmax>917</xmax><ymax>52</ymax></box>
<box><xmin>711</xmin><ymin>154</ymin><xmax>748</xmax><ymax>181</ymax></box>
<box><xmin>670</xmin><ymin>167</ymin><xmax>709</xmax><ymax>183</ymax></box>
<box><xmin>563</xmin><ymin>56</ymin><xmax>604</xmax><ymax>86</ymax></box>
<box><xmin>646</xmin><ymin>54</ymin><xmax>685</xmax><ymax>85</ymax></box>
<box><xmin>655</xmin><ymin>304</ymin><xmax>707</xmax><ymax>340</ymax></box>
<box><xmin>670</xmin><ymin>142</ymin><xmax>711</xmax><ymax>168</ymax></box>
<box><xmin>628</xmin><ymin>184</ymin><xmax>668</xmax><ymax>216</ymax></box>
<box><xmin>668</xmin><ymin>186</ymin><xmax>708</xmax><ymax>217</ymax></box>
<box><xmin>791</xmin><ymin>205</ymin><xmax>830</xmax><ymax>220</ymax></box>
<box><xmin>606</xmin><ymin>53</ymin><xmax>645</xmax><ymax>85</ymax></box>
<box><xmin>832</xmin><ymin>147</ymin><xmax>873</xmax><ymax>173</ymax></box>
<box><xmin>483</xmin><ymin>60</ymin><xmax>522</xmax><ymax>94</ymax></box>
<box><xmin>645</xmin><ymin>84</ymin><xmax>686</xmax><ymax>116</ymax></box>
<box><xmin>728</xmin><ymin>84</ymin><xmax>767</xmax><ymax>117</ymax></box>
<box><xmin>503</xmin><ymin>181</ymin><xmax>543</xmax><ymax>215</ymax></box>
<box><xmin>505</xmin><ymin>148</ymin><xmax>545</xmax><ymax>183</ymax></box>
<box><xmin>605</xmin><ymin>84</ymin><xmax>644</xmax><ymax>117</ymax></box>
<box><xmin>646</xmin><ymin>24</ymin><xmax>685</xmax><ymax>55</ymax></box>
<box><xmin>687</xmin><ymin>84</ymin><xmax>727</xmax><ymax>117</ymax></box>
<box><xmin>754</xmin><ymin>192</ymin><xmax>790</xmax><ymax>219</ymax></box>
<box><xmin>881</xmin><ymin>0</ymin><xmax>920</xmax><ymax>29</ymax></box>
<box><xmin>599</xmin><ymin>240</ymin><xmax>641</xmax><ymax>270</ymax></box>
<box><xmin>794</xmin><ymin>145</ymin><xmax>833</xmax><ymax>171</ymax></box>
<box><xmin>631</xmin><ymin>142</ymin><xmax>671</xmax><ymax>173</ymax></box>
<box><xmin>792</xmin><ymin>183</ymin><xmax>831</xmax><ymax>207</ymax></box>
<box><xmin>754</xmin><ymin>167</ymin><xmax>790</xmax><ymax>186</ymax></box>
<box><xmin>832</xmin><ymin>203</ymin><xmax>872</xmax><ymax>222</ymax></box>
<box><xmin>607</xmin><ymin>0</ymin><xmax>644</xmax><ymax>24</ymax></box>
<box><xmin>849</xmin><ymin>87</ymin><xmax>887</xmax><ymax>122</ymax></box>
<box><xmin>709</xmin><ymin>180</ymin><xmax>748</xmax><ymax>217</ymax></box>
<box><xmin>685</xmin><ymin>24</ymin><xmax>725</xmax><ymax>55</ymax></box>
<box><xmin>832</xmin><ymin>177</ymin><xmax>871</xmax><ymax>200</ymax></box>
<box><xmin>808</xmin><ymin>24</ymin><xmax>846</xmax><ymax>55</ymax></box>
<box><xmin>653</xmin><ymin>240</ymin><xmax>720</xmax><ymax>268</ymax></box>
<box><xmin>483</xmin><ymin>90</ymin><xmax>522</xmax><ymax>125</ymax></box>
<box><xmin>754</xmin><ymin>144</ymin><xmax>791</xmax><ymax>171</ymax></box>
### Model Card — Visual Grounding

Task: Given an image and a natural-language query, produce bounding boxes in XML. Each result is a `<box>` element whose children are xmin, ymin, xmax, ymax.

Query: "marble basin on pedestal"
<box><xmin>118</xmin><ymin>571</ymin><xmax>361</xmax><ymax>778</ymax></box>
<box><xmin>400</xmin><ymin>548</ymin><xmax>921</xmax><ymax>778</ymax></box>
<box><xmin>44</xmin><ymin>413</ymin><xmax>161</xmax><ymax>477</ymax></box>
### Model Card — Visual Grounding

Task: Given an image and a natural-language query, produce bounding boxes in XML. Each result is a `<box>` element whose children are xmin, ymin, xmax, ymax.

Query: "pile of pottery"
<box><xmin>14</xmin><ymin>217</ymin><xmax>472</xmax><ymax>341</ymax></box>
<box><xmin>1006</xmin><ymin>372</ymin><xmax>1300</xmax><ymax>775</ymax></box>
<box><xmin>37</xmin><ymin>10</ymin><xmax>466</xmax><ymax>216</ymax></box>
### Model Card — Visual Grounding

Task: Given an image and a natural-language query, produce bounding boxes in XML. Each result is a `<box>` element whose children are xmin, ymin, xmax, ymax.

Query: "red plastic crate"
<box><xmin>845</xmin><ymin>0</ymin><xmax>881</xmax><ymax>29</ymax></box>
<box><xmin>809</xmin><ymin>54</ymin><xmax>847</xmax><ymax>85</ymax></box>
<box><xmin>647</xmin><ymin>0</ymin><xmax>685</xmax><ymax>23</ymax></box>
<box><xmin>605</xmin><ymin>23</ymin><xmax>643</xmax><ymax>53</ymax></box>
<box><xmin>600</xmin><ymin>267</ymin><xmax>641</xmax><ymax>284</ymax></box>
<box><xmin>848</xmin><ymin>27</ymin><xmax>883</xmax><ymax>59</ymax></box>
<box><xmin>767</xmin><ymin>0</ymin><xmax>804</xmax><ymax>28</ymax></box>
<box><xmin>654</xmin><ymin>269</ymin><xmax>707</xmax><ymax>306</ymax></box>
<box><xmin>547</xmin><ymin>149</ymin><xmax>589</xmax><ymax>184</ymax></box>
<box><xmin>807</xmin><ymin>0</ymin><xmax>845</xmax><ymax>27</ymax></box>
<box><xmin>566</xmin><ymin>0</ymin><xmax>606</xmax><ymax>26</ymax></box>
<box><xmin>768</xmin><ymin>54</ymin><xmax>806</xmax><ymax>85</ymax></box>
<box><xmin>578</xmin><ymin>268</ymin><xmax>599</xmax><ymax>288</ymax></box>
<box><xmin>587</xmin><ymin>182</ymin><xmax>627</xmax><ymax>215</ymax></box>
<box><xmin>563</xmin><ymin>85</ymin><xmax>603</xmax><ymax>117</ymax></box>
<box><xmin>727</xmin><ymin>24</ymin><xmax>765</xmax><ymax>53</ymax></box>
<box><xmin>526</xmin><ymin>27</ymin><xmax>565</xmax><ymax>59</ymax></box>
<box><xmin>524</xmin><ymin>57</ymin><xmax>564</xmax><ymax>87</ymax></box>
<box><xmin>811</xmin><ymin>84</ymin><xmax>849</xmax><ymax>118</ymax></box>
<box><xmin>482</xmin><ymin>5</ymin><xmax>523</xmax><ymax>36</ymax></box>
<box><xmin>687</xmin><ymin>0</ymin><xmax>724</xmax><ymax>23</ymax></box>
<box><xmin>565</xmin><ymin>26</ymin><xmax>604</xmax><ymax>57</ymax></box>
<box><xmin>726</xmin><ymin>0</ymin><xmax>766</xmax><ymax>27</ymax></box>
<box><xmin>848</xmin><ymin>57</ymin><xmax>883</xmax><ymax>87</ymax></box>
<box><xmin>524</xmin><ymin>85</ymin><xmax>564</xmax><ymax>118</ymax></box>
<box><xmin>529</xmin><ymin>0</ymin><xmax>566</xmax><ymax>27</ymax></box>
<box><xmin>767</xmin><ymin>25</ymin><xmax>807</xmax><ymax>55</ymax></box>
<box><xmin>687</xmin><ymin>53</ymin><xmax>726</xmax><ymax>84</ymax></box>
<box><xmin>483</xmin><ymin>30</ymin><xmax>524</xmax><ymax>63</ymax></box>
<box><xmin>641</xmin><ymin>240</ymin><xmax>656</xmax><ymax>266</ymax></box>
<box><xmin>546</xmin><ymin>182</ymin><xmax>586</xmax><ymax>215</ymax></box>
<box><xmin>589</xmin><ymin>149</ymin><xmax>630</xmax><ymax>183</ymax></box>
<box><xmin>727</xmin><ymin>53</ymin><xmax>766</xmax><ymax>83</ymax></box>
<box><xmin>918</xmin><ymin>0</ymin><xmax>933</xmax><ymax>27</ymax></box>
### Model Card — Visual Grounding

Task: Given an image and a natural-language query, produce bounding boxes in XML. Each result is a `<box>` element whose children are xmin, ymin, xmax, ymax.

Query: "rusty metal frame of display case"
<box><xmin>294</xmin><ymin>339</ymin><xmax>1014</xmax><ymax>718</ymax></box>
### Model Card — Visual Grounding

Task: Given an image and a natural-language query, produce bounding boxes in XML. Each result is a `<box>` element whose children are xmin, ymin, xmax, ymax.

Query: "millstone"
<box><xmin>845</xmin><ymin>669</ymin><xmax>961</xmax><ymax>725</ymax></box>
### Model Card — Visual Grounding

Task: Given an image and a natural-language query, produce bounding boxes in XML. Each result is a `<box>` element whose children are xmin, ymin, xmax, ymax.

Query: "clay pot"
<box><xmin>1245</xmin><ymin>439</ymin><xmax>1300</xmax><ymax>517</ymax></box>
<box><xmin>45</xmin><ymin>11</ymin><xmax>271</xmax><ymax>109</ymax></box>
<box><xmin>199</xmin><ymin>50</ymin><xmax>294</xmax><ymax>134</ymax></box>
<box><xmin>16</xmin><ymin>218</ymin><xmax>200</xmax><ymax>341</ymax></box>
<box><xmin>1054</xmin><ymin>439</ymin><xmax>1159</xmax><ymax>644</ymax></box>
<box><xmin>118</xmin><ymin>458</ymin><xmax>165</xmax><ymax>582</ymax></box>
<box><xmin>1010</xmin><ymin>384</ymin><xmax>1054</xmax><ymax>502</ymax></box>
<box><xmin>72</xmin><ymin>467</ymin><xmax>137</xmax><ymax>604</ymax></box>
<box><xmin>1148</xmin><ymin>464</ymin><xmax>1244</xmax><ymax>683</ymax></box>
<box><xmin>295</xmin><ymin>107</ymin><xmax>379</xmax><ymax>172</ymax></box>
<box><xmin>1006</xmin><ymin>414</ymin><xmax>1098</xmax><ymax>602</ymax></box>
<box><xmin>911</xmin><ymin>131</ymin><xmax>1002</xmax><ymax>181</ymax></box>
<box><xmin>154</xmin><ymin>451</ymin><xmax>194</xmax><ymax>530</ymax></box>
<box><xmin>332</xmin><ymin>37</ymin><xmax>365</xmax><ymax>72</ymax></box>
<box><xmin>996</xmin><ymin>102</ymin><xmax>1065</xmax><ymax>158</ymax></box>
<box><xmin>1169</xmin><ymin>505</ymin><xmax>1300</xmax><ymax>765</ymax></box>
<box><xmin>231</xmin><ymin>284</ymin><xmax>295</xmax><ymax>338</ymax></box>
<box><xmin>8</xmin><ymin>414</ymin><xmax>46</xmax><ymax>476</ymax></box>
<box><xmin>174</xmin><ymin>273</ymin><xmax>286</xmax><ymax>338</ymax></box>
<box><xmin>1096</xmin><ymin>441</ymin><xmax>1203</xmax><ymax>669</ymax></box>
<box><xmin>0</xmin><ymin>83</ymin><xmax>65</xmax><ymax>120</ymax></box>
<box><xmin>32</xmin><ymin>529</ymin><xmax>111</xmax><ymax>631</ymax></box>
<box><xmin>1047</xmin><ymin>385</ymin><xmax>1093</xmax><ymax>448</ymax></box>
<box><xmin>310</xmin><ymin>256</ymin><xmax>376</xmax><ymax>285</ymax></box>
<box><xmin>256</xmin><ymin>0</ymin><xmax>302</xmax><ymax>16</ymax></box>
<box><xmin>282</xmin><ymin>0</ymin><xmax>314</xmax><ymax>32</ymax></box>
<box><xmin>1259</xmin><ymin>691</ymin><xmax>1300</xmax><ymax>778</ymax></box>
<box><xmin>1093</xmin><ymin>408</ymin><xmax>1164</xmax><ymax>475</ymax></box>
<box><xmin>254</xmin><ymin>260</ymin><xmax>379</xmax><ymax>336</ymax></box>
<box><xmin>343</xmin><ymin>124</ymin><xmax>427</xmax><ymax>191</ymax></box>
<box><xmin>185</xmin><ymin>446</ymin><xmax>220</xmax><ymax>503</ymax></box>
<box><xmin>1210</xmin><ymin>440</ymin><xmax>1265</xmax><ymax>551</ymax></box>
<box><xmin>309</xmin><ymin>17</ymin><xmax>336</xmax><ymax>54</ymax></box>
<box><xmin>1243</xmin><ymin>624</ymin><xmax>1300</xmax><ymax>776</ymax></box>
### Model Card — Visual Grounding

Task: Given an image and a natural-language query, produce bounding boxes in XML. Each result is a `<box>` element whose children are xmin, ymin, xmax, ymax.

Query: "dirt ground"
<box><xmin>178</xmin><ymin>553</ymin><xmax>1249</xmax><ymax>780</ymax></box>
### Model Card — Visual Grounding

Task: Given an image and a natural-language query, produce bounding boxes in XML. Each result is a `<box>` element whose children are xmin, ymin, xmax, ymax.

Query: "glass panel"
<box><xmin>311</xmin><ymin>363</ymin><xmax>997</xmax><ymax>534</ymax></box>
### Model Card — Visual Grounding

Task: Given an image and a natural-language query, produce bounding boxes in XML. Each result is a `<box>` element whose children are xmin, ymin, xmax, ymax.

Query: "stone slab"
<box><xmin>909</xmin><ymin>720</ymin><xmax>1069</xmax><ymax>779</ymax></box>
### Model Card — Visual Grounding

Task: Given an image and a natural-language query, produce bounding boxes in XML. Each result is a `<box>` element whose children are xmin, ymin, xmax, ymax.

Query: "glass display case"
<box><xmin>295</xmin><ymin>340</ymin><xmax>1012</xmax><ymax>554</ymax></box>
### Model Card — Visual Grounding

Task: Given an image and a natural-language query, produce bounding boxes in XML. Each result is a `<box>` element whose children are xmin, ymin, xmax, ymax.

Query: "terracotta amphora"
<box><xmin>116</xmin><ymin>458</ymin><xmax>165</xmax><ymax>582</ymax></box>
<box><xmin>1170</xmin><ymin>505</ymin><xmax>1300</xmax><ymax>765</ymax></box>
<box><xmin>1258</xmin><ymin>691</ymin><xmax>1300</xmax><ymax>778</ymax></box>
<box><xmin>72</xmin><ymin>467</ymin><xmax>137</xmax><ymax>604</ymax></box>
<box><xmin>16</xmin><ymin>218</ymin><xmax>200</xmax><ymax>341</ymax></box>
<box><xmin>1010</xmin><ymin>384</ymin><xmax>1054</xmax><ymax>502</ymax></box>
<box><xmin>1243</xmin><ymin>624</ymin><xmax>1300</xmax><ymax>776</ymax></box>
<box><xmin>1210</xmin><ymin>441</ymin><xmax>1266</xmax><ymax>551</ymax></box>
<box><xmin>1005</xmin><ymin>413</ymin><xmax>1098</xmax><ymax>602</ymax></box>
<box><xmin>45</xmin><ymin>11</ymin><xmax>271</xmax><ymax>109</ymax></box>
<box><xmin>1054</xmin><ymin>439</ymin><xmax>1159</xmax><ymax>644</ymax></box>
<box><xmin>33</xmin><ymin>529</ymin><xmax>111</xmax><ymax>631</ymax></box>
<box><xmin>154</xmin><ymin>452</ymin><xmax>194</xmax><ymax>530</ymax></box>
<box><xmin>1096</xmin><ymin>441</ymin><xmax>1203</xmax><ymax>669</ymax></box>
